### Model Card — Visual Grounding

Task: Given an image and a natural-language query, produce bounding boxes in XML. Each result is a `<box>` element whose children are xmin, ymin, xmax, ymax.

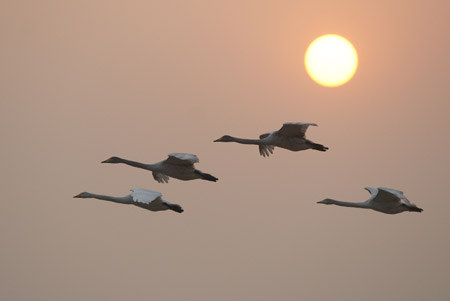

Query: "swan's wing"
<box><xmin>259</xmin><ymin>132</ymin><xmax>271</xmax><ymax>139</ymax></box>
<box><xmin>258</xmin><ymin>132</ymin><xmax>274</xmax><ymax>157</ymax></box>
<box><xmin>378</xmin><ymin>187</ymin><xmax>404</xmax><ymax>197</ymax></box>
<box><xmin>277</xmin><ymin>122</ymin><xmax>318</xmax><ymax>138</ymax></box>
<box><xmin>378</xmin><ymin>187</ymin><xmax>412</xmax><ymax>205</ymax></box>
<box><xmin>259</xmin><ymin>144</ymin><xmax>274</xmax><ymax>157</ymax></box>
<box><xmin>130</xmin><ymin>188</ymin><xmax>170</xmax><ymax>211</ymax></box>
<box><xmin>364</xmin><ymin>187</ymin><xmax>401</xmax><ymax>204</ymax></box>
<box><xmin>153</xmin><ymin>172</ymin><xmax>169</xmax><ymax>183</ymax></box>
<box><xmin>364</xmin><ymin>187</ymin><xmax>379</xmax><ymax>200</ymax></box>
<box><xmin>130</xmin><ymin>188</ymin><xmax>164</xmax><ymax>206</ymax></box>
<box><xmin>165</xmin><ymin>153</ymin><xmax>199</xmax><ymax>166</ymax></box>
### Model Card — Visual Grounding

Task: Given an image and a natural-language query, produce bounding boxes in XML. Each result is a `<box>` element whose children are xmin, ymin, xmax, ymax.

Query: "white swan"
<box><xmin>214</xmin><ymin>122</ymin><xmax>328</xmax><ymax>157</ymax></box>
<box><xmin>101</xmin><ymin>153</ymin><xmax>218</xmax><ymax>183</ymax></box>
<box><xmin>318</xmin><ymin>187</ymin><xmax>423</xmax><ymax>214</ymax></box>
<box><xmin>74</xmin><ymin>188</ymin><xmax>183</xmax><ymax>213</ymax></box>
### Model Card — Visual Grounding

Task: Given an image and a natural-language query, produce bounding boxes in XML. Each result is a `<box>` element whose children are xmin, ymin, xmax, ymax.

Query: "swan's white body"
<box><xmin>318</xmin><ymin>187</ymin><xmax>423</xmax><ymax>214</ymax></box>
<box><xmin>102</xmin><ymin>153</ymin><xmax>218</xmax><ymax>183</ymax></box>
<box><xmin>214</xmin><ymin>122</ymin><xmax>328</xmax><ymax>157</ymax></box>
<box><xmin>74</xmin><ymin>188</ymin><xmax>183</xmax><ymax>213</ymax></box>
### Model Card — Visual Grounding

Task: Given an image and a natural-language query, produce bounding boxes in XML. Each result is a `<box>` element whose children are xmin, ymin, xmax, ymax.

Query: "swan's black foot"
<box><xmin>166</xmin><ymin>203</ymin><xmax>184</xmax><ymax>213</ymax></box>
<box><xmin>311</xmin><ymin>143</ymin><xmax>328</xmax><ymax>152</ymax></box>
<box><xmin>194</xmin><ymin>170</ymin><xmax>218</xmax><ymax>182</ymax></box>
<box><xmin>407</xmin><ymin>206</ymin><xmax>423</xmax><ymax>212</ymax></box>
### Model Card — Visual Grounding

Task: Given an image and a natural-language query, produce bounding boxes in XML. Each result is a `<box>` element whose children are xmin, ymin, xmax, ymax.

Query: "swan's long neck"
<box><xmin>85</xmin><ymin>193</ymin><xmax>132</xmax><ymax>204</ymax></box>
<box><xmin>116</xmin><ymin>158</ymin><xmax>154</xmax><ymax>171</ymax></box>
<box><xmin>327</xmin><ymin>199</ymin><xmax>369</xmax><ymax>209</ymax></box>
<box><xmin>229</xmin><ymin>136</ymin><xmax>263</xmax><ymax>145</ymax></box>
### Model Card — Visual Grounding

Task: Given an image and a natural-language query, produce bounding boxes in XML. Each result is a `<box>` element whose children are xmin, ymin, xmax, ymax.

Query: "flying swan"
<box><xmin>317</xmin><ymin>187</ymin><xmax>423</xmax><ymax>214</ymax></box>
<box><xmin>214</xmin><ymin>122</ymin><xmax>328</xmax><ymax>157</ymax></box>
<box><xmin>101</xmin><ymin>153</ymin><xmax>218</xmax><ymax>183</ymax></box>
<box><xmin>74</xmin><ymin>188</ymin><xmax>183</xmax><ymax>213</ymax></box>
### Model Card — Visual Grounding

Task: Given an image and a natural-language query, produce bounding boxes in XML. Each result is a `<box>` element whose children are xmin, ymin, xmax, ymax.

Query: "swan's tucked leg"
<box><xmin>164</xmin><ymin>203</ymin><xmax>184</xmax><ymax>213</ymax></box>
<box><xmin>194</xmin><ymin>169</ymin><xmax>218</xmax><ymax>182</ymax></box>
<box><xmin>401</xmin><ymin>204</ymin><xmax>423</xmax><ymax>212</ymax></box>
<box><xmin>309</xmin><ymin>142</ymin><xmax>328</xmax><ymax>152</ymax></box>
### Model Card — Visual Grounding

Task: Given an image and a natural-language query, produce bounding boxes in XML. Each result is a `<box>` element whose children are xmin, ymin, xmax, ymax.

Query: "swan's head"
<box><xmin>317</xmin><ymin>198</ymin><xmax>334</xmax><ymax>205</ymax></box>
<box><xmin>74</xmin><ymin>192</ymin><xmax>89</xmax><ymax>198</ymax></box>
<box><xmin>214</xmin><ymin>135</ymin><xmax>234</xmax><ymax>142</ymax></box>
<box><xmin>101</xmin><ymin>156</ymin><xmax>121</xmax><ymax>163</ymax></box>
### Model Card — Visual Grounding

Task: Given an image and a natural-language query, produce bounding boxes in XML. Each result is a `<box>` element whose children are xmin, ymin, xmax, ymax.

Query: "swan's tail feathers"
<box><xmin>165</xmin><ymin>203</ymin><xmax>184</xmax><ymax>213</ymax></box>
<box><xmin>408</xmin><ymin>206</ymin><xmax>423</xmax><ymax>213</ymax></box>
<box><xmin>311</xmin><ymin>143</ymin><xmax>329</xmax><ymax>152</ymax></box>
<box><xmin>259</xmin><ymin>144</ymin><xmax>274</xmax><ymax>157</ymax></box>
<box><xmin>194</xmin><ymin>170</ymin><xmax>218</xmax><ymax>182</ymax></box>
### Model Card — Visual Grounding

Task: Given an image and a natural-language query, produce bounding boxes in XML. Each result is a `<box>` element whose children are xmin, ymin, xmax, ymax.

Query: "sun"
<box><xmin>305</xmin><ymin>34</ymin><xmax>358</xmax><ymax>87</ymax></box>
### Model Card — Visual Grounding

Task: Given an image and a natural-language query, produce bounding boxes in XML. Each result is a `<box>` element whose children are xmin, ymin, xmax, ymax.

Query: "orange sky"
<box><xmin>1</xmin><ymin>1</ymin><xmax>450</xmax><ymax>300</ymax></box>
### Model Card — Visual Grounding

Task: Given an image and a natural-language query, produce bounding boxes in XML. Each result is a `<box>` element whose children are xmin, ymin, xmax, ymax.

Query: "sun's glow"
<box><xmin>305</xmin><ymin>34</ymin><xmax>358</xmax><ymax>87</ymax></box>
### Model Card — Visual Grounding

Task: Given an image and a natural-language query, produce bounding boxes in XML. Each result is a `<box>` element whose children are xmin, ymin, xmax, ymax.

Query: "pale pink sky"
<box><xmin>1</xmin><ymin>1</ymin><xmax>450</xmax><ymax>300</ymax></box>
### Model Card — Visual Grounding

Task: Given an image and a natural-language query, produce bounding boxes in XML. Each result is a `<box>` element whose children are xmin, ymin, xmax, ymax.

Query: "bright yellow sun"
<box><xmin>305</xmin><ymin>34</ymin><xmax>358</xmax><ymax>87</ymax></box>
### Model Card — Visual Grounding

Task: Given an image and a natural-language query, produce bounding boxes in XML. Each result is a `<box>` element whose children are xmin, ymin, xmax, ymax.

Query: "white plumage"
<box><xmin>166</xmin><ymin>153</ymin><xmax>199</xmax><ymax>165</ymax></box>
<box><xmin>130</xmin><ymin>188</ymin><xmax>182</xmax><ymax>212</ymax></box>
<box><xmin>214</xmin><ymin>122</ymin><xmax>328</xmax><ymax>157</ymax></box>
<box><xmin>276</xmin><ymin>122</ymin><xmax>318</xmax><ymax>137</ymax></box>
<box><xmin>101</xmin><ymin>153</ymin><xmax>218</xmax><ymax>183</ymax></box>
<box><xmin>74</xmin><ymin>188</ymin><xmax>184</xmax><ymax>213</ymax></box>
<box><xmin>318</xmin><ymin>187</ymin><xmax>423</xmax><ymax>214</ymax></box>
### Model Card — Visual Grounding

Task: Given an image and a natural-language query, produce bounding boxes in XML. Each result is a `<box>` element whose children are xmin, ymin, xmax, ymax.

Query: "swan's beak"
<box><xmin>101</xmin><ymin>159</ymin><xmax>110</xmax><ymax>163</ymax></box>
<box><xmin>213</xmin><ymin>138</ymin><xmax>221</xmax><ymax>142</ymax></box>
<box><xmin>74</xmin><ymin>193</ymin><xmax>82</xmax><ymax>198</ymax></box>
<box><xmin>317</xmin><ymin>200</ymin><xmax>326</xmax><ymax>204</ymax></box>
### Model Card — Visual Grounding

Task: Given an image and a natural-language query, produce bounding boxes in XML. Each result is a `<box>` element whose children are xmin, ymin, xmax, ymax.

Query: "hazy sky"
<box><xmin>1</xmin><ymin>1</ymin><xmax>450</xmax><ymax>300</ymax></box>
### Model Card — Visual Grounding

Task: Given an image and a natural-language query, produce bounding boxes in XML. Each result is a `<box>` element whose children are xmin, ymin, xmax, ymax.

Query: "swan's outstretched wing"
<box><xmin>259</xmin><ymin>132</ymin><xmax>271</xmax><ymax>140</ymax></box>
<box><xmin>131</xmin><ymin>188</ymin><xmax>162</xmax><ymax>204</ymax></box>
<box><xmin>259</xmin><ymin>145</ymin><xmax>274</xmax><ymax>157</ymax></box>
<box><xmin>277</xmin><ymin>122</ymin><xmax>318</xmax><ymax>138</ymax></box>
<box><xmin>258</xmin><ymin>132</ymin><xmax>274</xmax><ymax>157</ymax></box>
<box><xmin>153</xmin><ymin>172</ymin><xmax>170</xmax><ymax>183</ymax></box>
<box><xmin>378</xmin><ymin>187</ymin><xmax>405</xmax><ymax>198</ymax></box>
<box><xmin>364</xmin><ymin>187</ymin><xmax>402</xmax><ymax>204</ymax></box>
<box><xmin>130</xmin><ymin>188</ymin><xmax>167</xmax><ymax>211</ymax></box>
<box><xmin>378</xmin><ymin>187</ymin><xmax>412</xmax><ymax>205</ymax></box>
<box><xmin>365</xmin><ymin>186</ymin><xmax>422</xmax><ymax>209</ymax></box>
<box><xmin>165</xmin><ymin>153</ymin><xmax>199</xmax><ymax>166</ymax></box>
